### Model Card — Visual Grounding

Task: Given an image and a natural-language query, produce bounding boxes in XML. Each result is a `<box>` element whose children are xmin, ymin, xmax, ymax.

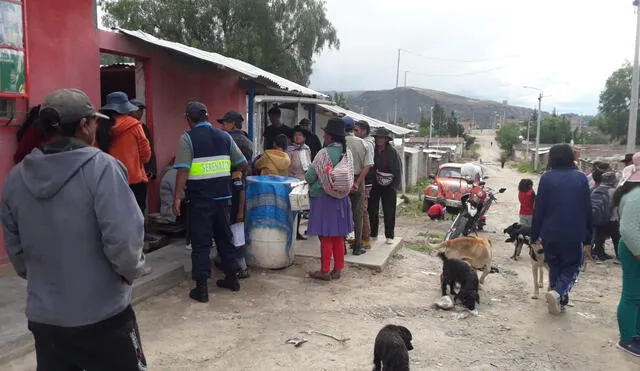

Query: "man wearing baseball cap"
<box><xmin>173</xmin><ymin>102</ymin><xmax>248</xmax><ymax>302</ymax></box>
<box><xmin>1</xmin><ymin>89</ymin><xmax>147</xmax><ymax>369</ymax></box>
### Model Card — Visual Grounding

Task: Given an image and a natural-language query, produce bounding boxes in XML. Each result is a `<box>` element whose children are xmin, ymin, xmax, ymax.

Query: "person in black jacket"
<box><xmin>130</xmin><ymin>99</ymin><xmax>157</xmax><ymax>180</ymax></box>
<box><xmin>368</xmin><ymin>128</ymin><xmax>402</xmax><ymax>245</ymax></box>
<box><xmin>298</xmin><ymin>118</ymin><xmax>322</xmax><ymax>160</ymax></box>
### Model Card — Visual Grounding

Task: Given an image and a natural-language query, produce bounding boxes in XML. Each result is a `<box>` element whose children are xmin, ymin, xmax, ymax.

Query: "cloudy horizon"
<box><xmin>309</xmin><ymin>0</ymin><xmax>638</xmax><ymax>115</ymax></box>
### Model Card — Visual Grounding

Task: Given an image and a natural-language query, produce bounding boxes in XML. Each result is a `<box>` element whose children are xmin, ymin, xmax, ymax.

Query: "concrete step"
<box><xmin>295</xmin><ymin>237</ymin><xmax>403</xmax><ymax>272</ymax></box>
<box><xmin>0</xmin><ymin>243</ymin><xmax>186</xmax><ymax>365</ymax></box>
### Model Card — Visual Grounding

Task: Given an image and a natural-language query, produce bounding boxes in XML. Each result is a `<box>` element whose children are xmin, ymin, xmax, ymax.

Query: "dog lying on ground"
<box><xmin>373</xmin><ymin>325</ymin><xmax>413</xmax><ymax>371</ymax></box>
<box><xmin>429</xmin><ymin>236</ymin><xmax>493</xmax><ymax>284</ymax></box>
<box><xmin>529</xmin><ymin>241</ymin><xmax>548</xmax><ymax>299</ymax></box>
<box><xmin>503</xmin><ymin>223</ymin><xmax>532</xmax><ymax>261</ymax></box>
<box><xmin>438</xmin><ymin>252</ymin><xmax>480</xmax><ymax>311</ymax></box>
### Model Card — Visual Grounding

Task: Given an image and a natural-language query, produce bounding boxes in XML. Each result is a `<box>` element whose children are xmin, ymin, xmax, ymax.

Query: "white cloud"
<box><xmin>310</xmin><ymin>0</ymin><xmax>638</xmax><ymax>114</ymax></box>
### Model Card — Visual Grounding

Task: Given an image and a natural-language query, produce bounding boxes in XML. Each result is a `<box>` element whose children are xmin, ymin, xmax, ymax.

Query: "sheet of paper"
<box><xmin>231</xmin><ymin>223</ymin><xmax>245</xmax><ymax>247</ymax></box>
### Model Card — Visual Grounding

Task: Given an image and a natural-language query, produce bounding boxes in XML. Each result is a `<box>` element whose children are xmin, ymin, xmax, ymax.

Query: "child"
<box><xmin>518</xmin><ymin>179</ymin><xmax>535</xmax><ymax>227</ymax></box>
<box><xmin>427</xmin><ymin>197</ymin><xmax>446</xmax><ymax>221</ymax></box>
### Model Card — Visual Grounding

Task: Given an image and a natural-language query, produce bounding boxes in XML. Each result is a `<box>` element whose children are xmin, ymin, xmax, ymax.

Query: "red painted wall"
<box><xmin>98</xmin><ymin>31</ymin><xmax>247</xmax><ymax>212</ymax></box>
<box><xmin>0</xmin><ymin>0</ymin><xmax>100</xmax><ymax>267</ymax></box>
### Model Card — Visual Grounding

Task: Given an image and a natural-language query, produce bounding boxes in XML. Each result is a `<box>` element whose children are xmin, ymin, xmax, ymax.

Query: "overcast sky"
<box><xmin>308</xmin><ymin>0</ymin><xmax>638</xmax><ymax>115</ymax></box>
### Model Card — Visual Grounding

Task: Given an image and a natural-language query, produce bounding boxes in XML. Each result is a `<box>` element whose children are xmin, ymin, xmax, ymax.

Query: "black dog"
<box><xmin>503</xmin><ymin>223</ymin><xmax>532</xmax><ymax>260</ymax></box>
<box><xmin>438</xmin><ymin>252</ymin><xmax>480</xmax><ymax>311</ymax></box>
<box><xmin>373</xmin><ymin>324</ymin><xmax>413</xmax><ymax>371</ymax></box>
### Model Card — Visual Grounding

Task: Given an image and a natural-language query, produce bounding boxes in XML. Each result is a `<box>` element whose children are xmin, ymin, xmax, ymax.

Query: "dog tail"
<box><xmin>437</xmin><ymin>251</ymin><xmax>448</xmax><ymax>261</ymax></box>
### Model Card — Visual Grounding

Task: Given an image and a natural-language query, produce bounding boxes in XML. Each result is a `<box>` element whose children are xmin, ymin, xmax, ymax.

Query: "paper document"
<box><xmin>231</xmin><ymin>223</ymin><xmax>245</xmax><ymax>247</ymax></box>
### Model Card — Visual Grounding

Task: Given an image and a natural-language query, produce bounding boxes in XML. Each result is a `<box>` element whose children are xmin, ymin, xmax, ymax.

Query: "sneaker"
<box><xmin>617</xmin><ymin>340</ymin><xmax>640</xmax><ymax>357</ymax></box>
<box><xmin>545</xmin><ymin>290</ymin><xmax>562</xmax><ymax>315</ymax></box>
<box><xmin>385</xmin><ymin>238</ymin><xmax>394</xmax><ymax>245</ymax></box>
<box><xmin>140</xmin><ymin>264</ymin><xmax>153</xmax><ymax>277</ymax></box>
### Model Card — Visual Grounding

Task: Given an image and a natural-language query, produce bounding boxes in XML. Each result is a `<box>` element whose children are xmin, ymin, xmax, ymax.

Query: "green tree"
<box><xmin>432</xmin><ymin>103</ymin><xmax>446</xmax><ymax>134</ymax></box>
<box><xmin>333</xmin><ymin>92</ymin><xmax>348</xmax><ymax>109</ymax></box>
<box><xmin>495</xmin><ymin>124</ymin><xmax>521</xmax><ymax>155</ymax></box>
<box><xmin>538</xmin><ymin>116</ymin><xmax>571</xmax><ymax>144</ymax></box>
<box><xmin>100</xmin><ymin>0</ymin><xmax>340</xmax><ymax>85</ymax></box>
<box><xmin>597</xmin><ymin>63</ymin><xmax>640</xmax><ymax>143</ymax></box>
<box><xmin>444</xmin><ymin>110</ymin><xmax>465</xmax><ymax>137</ymax></box>
<box><xmin>419</xmin><ymin>111</ymin><xmax>431</xmax><ymax>137</ymax></box>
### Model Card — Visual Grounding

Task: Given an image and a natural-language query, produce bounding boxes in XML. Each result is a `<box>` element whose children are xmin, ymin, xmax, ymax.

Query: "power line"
<box><xmin>400</xmin><ymin>48</ymin><xmax>521</xmax><ymax>63</ymax></box>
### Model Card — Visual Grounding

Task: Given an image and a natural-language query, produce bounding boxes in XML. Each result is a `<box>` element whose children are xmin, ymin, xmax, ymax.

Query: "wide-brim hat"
<box><xmin>323</xmin><ymin>118</ymin><xmax>346</xmax><ymax>137</ymax></box>
<box><xmin>102</xmin><ymin>91</ymin><xmax>138</xmax><ymax>114</ymax></box>
<box><xmin>621</xmin><ymin>153</ymin><xmax>634</xmax><ymax>164</ymax></box>
<box><xmin>372</xmin><ymin>127</ymin><xmax>393</xmax><ymax>140</ymax></box>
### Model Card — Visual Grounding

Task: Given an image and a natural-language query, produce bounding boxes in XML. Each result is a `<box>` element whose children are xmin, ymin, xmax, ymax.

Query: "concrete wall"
<box><xmin>0</xmin><ymin>0</ymin><xmax>101</xmax><ymax>268</ymax></box>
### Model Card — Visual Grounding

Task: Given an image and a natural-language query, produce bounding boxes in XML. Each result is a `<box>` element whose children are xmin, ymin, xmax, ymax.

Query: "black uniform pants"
<box><xmin>368</xmin><ymin>185</ymin><xmax>397</xmax><ymax>239</ymax></box>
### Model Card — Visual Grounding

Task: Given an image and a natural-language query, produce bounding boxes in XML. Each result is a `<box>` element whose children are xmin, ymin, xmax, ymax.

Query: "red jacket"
<box><xmin>428</xmin><ymin>203</ymin><xmax>445</xmax><ymax>217</ymax></box>
<box><xmin>518</xmin><ymin>189</ymin><xmax>535</xmax><ymax>215</ymax></box>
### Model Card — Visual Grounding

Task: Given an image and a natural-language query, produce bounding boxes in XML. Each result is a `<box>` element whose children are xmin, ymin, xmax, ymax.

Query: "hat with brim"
<box><xmin>216</xmin><ymin>110</ymin><xmax>244</xmax><ymax>126</ymax></box>
<box><xmin>323</xmin><ymin>118</ymin><xmax>346</xmax><ymax>137</ymax></box>
<box><xmin>40</xmin><ymin>88</ymin><xmax>109</xmax><ymax>126</ymax></box>
<box><xmin>372</xmin><ymin>127</ymin><xmax>393</xmax><ymax>140</ymax></box>
<box><xmin>102</xmin><ymin>91</ymin><xmax>138</xmax><ymax>114</ymax></box>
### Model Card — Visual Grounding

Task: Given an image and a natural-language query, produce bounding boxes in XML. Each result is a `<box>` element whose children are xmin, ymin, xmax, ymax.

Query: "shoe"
<box><xmin>330</xmin><ymin>270</ymin><xmax>342</xmax><ymax>280</ymax></box>
<box><xmin>237</xmin><ymin>268</ymin><xmax>250</xmax><ymax>279</ymax></box>
<box><xmin>185</xmin><ymin>243</ymin><xmax>192</xmax><ymax>250</ymax></box>
<box><xmin>189</xmin><ymin>281</ymin><xmax>209</xmax><ymax>303</ymax></box>
<box><xmin>595</xmin><ymin>253</ymin><xmax>614</xmax><ymax>261</ymax></box>
<box><xmin>309</xmin><ymin>270</ymin><xmax>331</xmax><ymax>281</ymax></box>
<box><xmin>363</xmin><ymin>240</ymin><xmax>372</xmax><ymax>249</ymax></box>
<box><xmin>352</xmin><ymin>247</ymin><xmax>367</xmax><ymax>256</ymax></box>
<box><xmin>296</xmin><ymin>233</ymin><xmax>307</xmax><ymax>241</ymax></box>
<box><xmin>140</xmin><ymin>264</ymin><xmax>153</xmax><ymax>277</ymax></box>
<box><xmin>385</xmin><ymin>238</ymin><xmax>394</xmax><ymax>245</ymax></box>
<box><xmin>617</xmin><ymin>340</ymin><xmax>640</xmax><ymax>357</ymax></box>
<box><xmin>216</xmin><ymin>274</ymin><xmax>240</xmax><ymax>292</ymax></box>
<box><xmin>545</xmin><ymin>290</ymin><xmax>562</xmax><ymax>315</ymax></box>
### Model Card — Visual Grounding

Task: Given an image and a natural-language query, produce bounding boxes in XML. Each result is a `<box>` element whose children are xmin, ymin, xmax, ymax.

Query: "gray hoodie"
<box><xmin>1</xmin><ymin>138</ymin><xmax>144</xmax><ymax>327</ymax></box>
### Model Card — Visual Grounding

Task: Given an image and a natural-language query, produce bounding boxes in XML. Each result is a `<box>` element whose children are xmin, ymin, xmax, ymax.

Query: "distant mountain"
<box><xmin>333</xmin><ymin>87</ymin><xmax>537</xmax><ymax>129</ymax></box>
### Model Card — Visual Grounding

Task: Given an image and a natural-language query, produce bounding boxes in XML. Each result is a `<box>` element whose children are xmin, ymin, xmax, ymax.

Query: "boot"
<box><xmin>216</xmin><ymin>274</ymin><xmax>241</xmax><ymax>292</ymax></box>
<box><xmin>352</xmin><ymin>246</ymin><xmax>366</xmax><ymax>256</ymax></box>
<box><xmin>189</xmin><ymin>280</ymin><xmax>209</xmax><ymax>303</ymax></box>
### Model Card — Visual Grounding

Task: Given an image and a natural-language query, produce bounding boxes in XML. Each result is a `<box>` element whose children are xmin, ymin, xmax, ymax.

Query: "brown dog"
<box><xmin>529</xmin><ymin>241</ymin><xmax>547</xmax><ymax>299</ymax></box>
<box><xmin>431</xmin><ymin>236</ymin><xmax>493</xmax><ymax>284</ymax></box>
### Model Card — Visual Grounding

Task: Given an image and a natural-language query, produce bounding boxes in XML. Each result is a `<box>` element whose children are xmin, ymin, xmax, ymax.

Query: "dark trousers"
<box><xmin>349</xmin><ymin>179</ymin><xmax>365</xmax><ymax>248</ymax></box>
<box><xmin>129</xmin><ymin>182</ymin><xmax>148</xmax><ymax>214</ymax></box>
<box><xmin>28</xmin><ymin>306</ymin><xmax>146</xmax><ymax>371</ymax></box>
<box><xmin>594</xmin><ymin>221</ymin><xmax>621</xmax><ymax>258</ymax></box>
<box><xmin>188</xmin><ymin>198</ymin><xmax>239</xmax><ymax>281</ymax></box>
<box><xmin>545</xmin><ymin>243</ymin><xmax>583</xmax><ymax>301</ymax></box>
<box><xmin>369</xmin><ymin>185</ymin><xmax>397</xmax><ymax>239</ymax></box>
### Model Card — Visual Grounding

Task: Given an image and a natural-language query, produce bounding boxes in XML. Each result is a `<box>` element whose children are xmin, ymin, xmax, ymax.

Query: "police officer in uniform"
<box><xmin>172</xmin><ymin>102</ymin><xmax>247</xmax><ymax>303</ymax></box>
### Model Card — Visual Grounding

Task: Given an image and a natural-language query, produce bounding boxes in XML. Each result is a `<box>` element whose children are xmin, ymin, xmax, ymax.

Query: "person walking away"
<box><xmin>299</xmin><ymin>118</ymin><xmax>322</xmax><ymax>160</ymax></box>
<box><xmin>263</xmin><ymin>104</ymin><xmax>292</xmax><ymax>150</ymax></box>
<box><xmin>217</xmin><ymin>111</ymin><xmax>253</xmax><ymax>279</ymax></box>
<box><xmin>355</xmin><ymin>120</ymin><xmax>375</xmax><ymax>249</ymax></box>
<box><xmin>587</xmin><ymin>161</ymin><xmax>610</xmax><ymax>190</ymax></box>
<box><xmin>518</xmin><ymin>178</ymin><xmax>535</xmax><ymax>227</ymax></box>
<box><xmin>130</xmin><ymin>99</ymin><xmax>157</xmax><ymax>181</ymax></box>
<box><xmin>172</xmin><ymin>102</ymin><xmax>247</xmax><ymax>303</ymax></box>
<box><xmin>619</xmin><ymin>152</ymin><xmax>640</xmax><ymax>187</ymax></box>
<box><xmin>1</xmin><ymin>89</ymin><xmax>147</xmax><ymax>370</ymax></box>
<box><xmin>613</xmin><ymin>167</ymin><xmax>640</xmax><ymax>356</ymax></box>
<box><xmin>344</xmin><ymin>116</ymin><xmax>373</xmax><ymax>255</ymax></box>
<box><xmin>591</xmin><ymin>171</ymin><xmax>620</xmax><ymax>261</ymax></box>
<box><xmin>369</xmin><ymin>128</ymin><xmax>402</xmax><ymax>245</ymax></box>
<box><xmin>287</xmin><ymin>125</ymin><xmax>312</xmax><ymax>240</ymax></box>
<box><xmin>428</xmin><ymin>197</ymin><xmax>446</xmax><ymax>221</ymax></box>
<box><xmin>305</xmin><ymin>118</ymin><xmax>354</xmax><ymax>280</ymax></box>
<box><xmin>531</xmin><ymin>144</ymin><xmax>592</xmax><ymax>315</ymax></box>
<box><xmin>254</xmin><ymin>134</ymin><xmax>291</xmax><ymax>176</ymax></box>
<box><xmin>14</xmin><ymin>105</ymin><xmax>51</xmax><ymax>164</ymax></box>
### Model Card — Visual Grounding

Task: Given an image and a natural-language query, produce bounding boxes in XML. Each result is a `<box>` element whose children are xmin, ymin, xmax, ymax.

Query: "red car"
<box><xmin>422</xmin><ymin>163</ymin><xmax>482</xmax><ymax>212</ymax></box>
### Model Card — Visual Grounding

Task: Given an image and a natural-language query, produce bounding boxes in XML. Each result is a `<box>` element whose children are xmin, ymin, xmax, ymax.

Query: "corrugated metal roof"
<box><xmin>117</xmin><ymin>29</ymin><xmax>328</xmax><ymax>99</ymax></box>
<box><xmin>317</xmin><ymin>104</ymin><xmax>414</xmax><ymax>136</ymax></box>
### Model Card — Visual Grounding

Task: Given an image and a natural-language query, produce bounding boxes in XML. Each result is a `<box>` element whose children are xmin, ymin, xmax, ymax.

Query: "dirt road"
<box><xmin>6</xmin><ymin>133</ymin><xmax>640</xmax><ymax>370</ymax></box>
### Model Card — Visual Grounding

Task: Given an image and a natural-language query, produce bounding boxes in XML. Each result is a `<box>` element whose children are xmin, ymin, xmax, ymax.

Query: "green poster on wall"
<box><xmin>0</xmin><ymin>49</ymin><xmax>25</xmax><ymax>94</ymax></box>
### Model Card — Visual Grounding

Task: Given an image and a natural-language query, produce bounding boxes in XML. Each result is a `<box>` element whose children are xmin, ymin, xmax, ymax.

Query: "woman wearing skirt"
<box><xmin>305</xmin><ymin>118</ymin><xmax>354</xmax><ymax>280</ymax></box>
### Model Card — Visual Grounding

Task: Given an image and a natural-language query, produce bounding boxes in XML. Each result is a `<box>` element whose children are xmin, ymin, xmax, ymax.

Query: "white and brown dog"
<box><xmin>529</xmin><ymin>241</ymin><xmax>547</xmax><ymax>299</ymax></box>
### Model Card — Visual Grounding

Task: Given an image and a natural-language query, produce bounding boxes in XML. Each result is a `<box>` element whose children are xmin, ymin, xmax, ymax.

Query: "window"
<box><xmin>0</xmin><ymin>0</ymin><xmax>27</xmax><ymax>97</ymax></box>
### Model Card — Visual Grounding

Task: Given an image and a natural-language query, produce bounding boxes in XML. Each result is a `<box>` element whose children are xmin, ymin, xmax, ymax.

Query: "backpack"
<box><xmin>590</xmin><ymin>186</ymin><xmax>612</xmax><ymax>226</ymax></box>
<box><xmin>314</xmin><ymin>148</ymin><xmax>354</xmax><ymax>199</ymax></box>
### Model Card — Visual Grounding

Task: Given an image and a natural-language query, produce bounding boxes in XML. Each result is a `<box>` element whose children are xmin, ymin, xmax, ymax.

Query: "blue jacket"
<box><xmin>531</xmin><ymin>168</ymin><xmax>592</xmax><ymax>245</ymax></box>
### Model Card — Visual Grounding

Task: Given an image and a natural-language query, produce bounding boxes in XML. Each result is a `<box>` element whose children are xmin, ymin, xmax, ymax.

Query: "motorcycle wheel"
<box><xmin>445</xmin><ymin>214</ymin><xmax>468</xmax><ymax>240</ymax></box>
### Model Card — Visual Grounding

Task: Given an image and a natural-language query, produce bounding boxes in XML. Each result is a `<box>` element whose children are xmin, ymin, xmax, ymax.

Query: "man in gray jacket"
<box><xmin>0</xmin><ymin>89</ymin><xmax>147</xmax><ymax>370</ymax></box>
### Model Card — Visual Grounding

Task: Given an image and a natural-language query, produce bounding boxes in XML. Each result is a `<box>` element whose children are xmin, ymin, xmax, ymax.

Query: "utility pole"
<box><xmin>534</xmin><ymin>92</ymin><xmax>542</xmax><ymax>171</ymax></box>
<box><xmin>628</xmin><ymin>0</ymin><xmax>640</xmax><ymax>153</ymax></box>
<box><xmin>404</xmin><ymin>70</ymin><xmax>408</xmax><ymax>88</ymax></box>
<box><xmin>429</xmin><ymin>106</ymin><xmax>434</xmax><ymax>148</ymax></box>
<box><xmin>394</xmin><ymin>49</ymin><xmax>401</xmax><ymax>124</ymax></box>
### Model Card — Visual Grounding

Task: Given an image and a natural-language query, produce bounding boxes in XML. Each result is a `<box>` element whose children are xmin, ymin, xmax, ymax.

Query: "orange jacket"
<box><xmin>109</xmin><ymin>115</ymin><xmax>151</xmax><ymax>185</ymax></box>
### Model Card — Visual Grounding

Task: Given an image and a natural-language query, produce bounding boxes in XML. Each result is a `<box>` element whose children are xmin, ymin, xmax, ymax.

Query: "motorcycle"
<box><xmin>444</xmin><ymin>180</ymin><xmax>506</xmax><ymax>241</ymax></box>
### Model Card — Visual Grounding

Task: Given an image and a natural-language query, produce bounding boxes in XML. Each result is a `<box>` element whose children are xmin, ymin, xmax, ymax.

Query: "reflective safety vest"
<box><xmin>185</xmin><ymin>123</ymin><xmax>233</xmax><ymax>200</ymax></box>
